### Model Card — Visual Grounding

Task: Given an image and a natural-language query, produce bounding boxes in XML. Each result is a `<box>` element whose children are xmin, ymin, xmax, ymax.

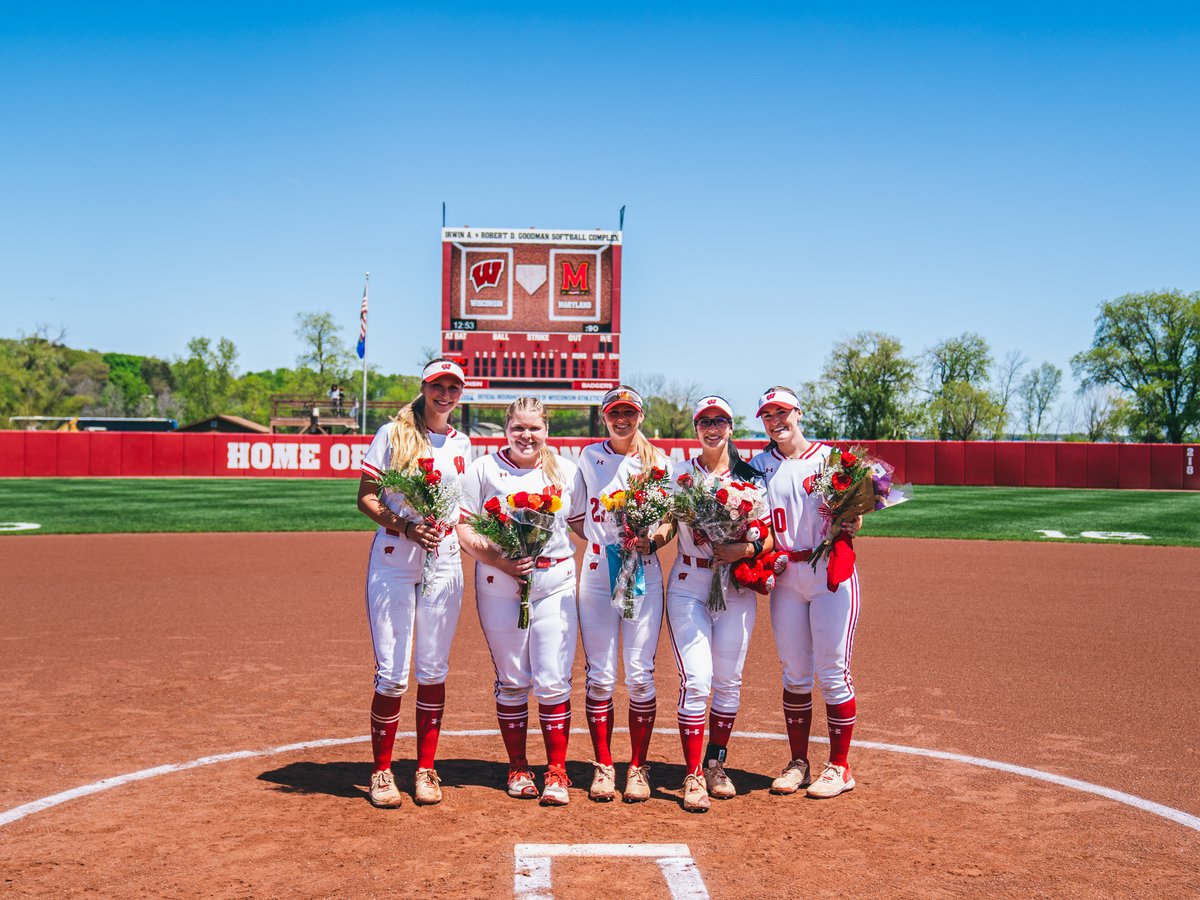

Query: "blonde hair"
<box><xmin>505</xmin><ymin>396</ymin><xmax>564</xmax><ymax>488</ymax></box>
<box><xmin>606</xmin><ymin>384</ymin><xmax>665</xmax><ymax>471</ymax></box>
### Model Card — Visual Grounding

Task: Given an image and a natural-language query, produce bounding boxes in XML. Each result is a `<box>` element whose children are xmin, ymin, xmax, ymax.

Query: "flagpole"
<box><xmin>360</xmin><ymin>272</ymin><xmax>369</xmax><ymax>434</ymax></box>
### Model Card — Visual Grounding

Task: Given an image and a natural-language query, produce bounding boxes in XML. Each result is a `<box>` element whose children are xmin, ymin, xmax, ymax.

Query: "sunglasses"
<box><xmin>695</xmin><ymin>417</ymin><xmax>732</xmax><ymax>428</ymax></box>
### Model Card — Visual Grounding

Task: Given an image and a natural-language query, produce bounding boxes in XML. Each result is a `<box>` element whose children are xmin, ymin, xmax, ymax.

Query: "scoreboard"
<box><xmin>440</xmin><ymin>227</ymin><xmax>622</xmax><ymax>405</ymax></box>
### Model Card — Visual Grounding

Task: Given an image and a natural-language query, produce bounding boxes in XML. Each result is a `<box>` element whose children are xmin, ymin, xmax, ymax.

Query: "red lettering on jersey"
<box><xmin>678</xmin><ymin>572</ymin><xmax>688</xmax><ymax>580</ymax></box>
<box><xmin>454</xmin><ymin>456</ymin><xmax>465</xmax><ymax>474</ymax></box>
<box><xmin>589</xmin><ymin>561</ymin><xmax>598</xmax><ymax>570</ymax></box>
<box><xmin>772</xmin><ymin>507</ymin><xmax>787</xmax><ymax>533</ymax></box>
<box><xmin>384</xmin><ymin>546</ymin><xmax>394</xmax><ymax>555</ymax></box>
<box><xmin>487</xmin><ymin>575</ymin><xmax>495</xmax><ymax>584</ymax></box>
<box><xmin>802</xmin><ymin>474</ymin><xmax>816</xmax><ymax>494</ymax></box>
<box><xmin>470</xmin><ymin>259</ymin><xmax>505</xmax><ymax>290</ymax></box>
<box><xmin>589</xmin><ymin>497</ymin><xmax>604</xmax><ymax>523</ymax></box>
<box><xmin>560</xmin><ymin>261</ymin><xmax>590</xmax><ymax>294</ymax></box>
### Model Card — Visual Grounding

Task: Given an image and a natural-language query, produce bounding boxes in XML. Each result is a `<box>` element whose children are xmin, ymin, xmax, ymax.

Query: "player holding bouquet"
<box><xmin>642</xmin><ymin>396</ymin><xmax>773</xmax><ymax>812</ymax></box>
<box><xmin>572</xmin><ymin>387</ymin><xmax>671</xmax><ymax>804</ymax></box>
<box><xmin>356</xmin><ymin>359</ymin><xmax>471</xmax><ymax>808</ymax></box>
<box><xmin>456</xmin><ymin>397</ymin><xmax>585</xmax><ymax>807</ymax></box>
<box><xmin>750</xmin><ymin>386</ymin><xmax>866</xmax><ymax>800</ymax></box>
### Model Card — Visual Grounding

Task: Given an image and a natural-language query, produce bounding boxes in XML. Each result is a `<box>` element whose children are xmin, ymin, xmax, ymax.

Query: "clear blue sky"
<box><xmin>2</xmin><ymin>2</ymin><xmax>1198</xmax><ymax>426</ymax></box>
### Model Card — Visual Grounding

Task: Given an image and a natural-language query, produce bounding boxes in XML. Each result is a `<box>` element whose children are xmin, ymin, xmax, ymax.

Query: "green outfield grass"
<box><xmin>0</xmin><ymin>479</ymin><xmax>1198</xmax><ymax>546</ymax></box>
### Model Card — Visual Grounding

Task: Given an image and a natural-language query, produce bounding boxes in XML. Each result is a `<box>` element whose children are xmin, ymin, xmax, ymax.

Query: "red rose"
<box><xmin>418</xmin><ymin>458</ymin><xmax>435</xmax><ymax>474</ymax></box>
<box><xmin>484</xmin><ymin>496</ymin><xmax>501</xmax><ymax>516</ymax></box>
<box><xmin>831</xmin><ymin>472</ymin><xmax>852</xmax><ymax>491</ymax></box>
<box><xmin>715</xmin><ymin>488</ymin><xmax>729</xmax><ymax>505</ymax></box>
<box><xmin>547</xmin><ymin>484</ymin><xmax>562</xmax><ymax>497</ymax></box>
<box><xmin>651</xmin><ymin>466</ymin><xmax>666</xmax><ymax>480</ymax></box>
<box><xmin>498</xmin><ymin>513</ymin><xmax>509</xmax><ymax>525</ymax></box>
<box><xmin>634</xmin><ymin>489</ymin><xmax>648</xmax><ymax>504</ymax></box>
<box><xmin>512</xmin><ymin>491</ymin><xmax>529</xmax><ymax>509</ymax></box>
<box><xmin>841</xmin><ymin>452</ymin><xmax>858</xmax><ymax>468</ymax></box>
<box><xmin>425</xmin><ymin>470</ymin><xmax>442</xmax><ymax>485</ymax></box>
<box><xmin>738</xmin><ymin>499</ymin><xmax>753</xmax><ymax>515</ymax></box>
<box><xmin>677</xmin><ymin>472</ymin><xmax>693</xmax><ymax>487</ymax></box>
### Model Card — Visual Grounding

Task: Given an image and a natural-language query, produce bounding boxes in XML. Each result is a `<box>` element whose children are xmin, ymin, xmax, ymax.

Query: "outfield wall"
<box><xmin>0</xmin><ymin>431</ymin><xmax>1197</xmax><ymax>490</ymax></box>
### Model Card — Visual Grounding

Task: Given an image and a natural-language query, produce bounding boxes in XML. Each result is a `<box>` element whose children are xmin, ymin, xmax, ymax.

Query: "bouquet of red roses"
<box><xmin>600</xmin><ymin>465</ymin><xmax>672</xmax><ymax>619</ymax></box>
<box><xmin>375</xmin><ymin>457</ymin><xmax>464</xmax><ymax>598</ymax></box>
<box><xmin>672</xmin><ymin>469</ymin><xmax>769</xmax><ymax>613</ymax></box>
<box><xmin>466</xmin><ymin>487</ymin><xmax>563</xmax><ymax>628</ymax></box>
<box><xmin>809</xmin><ymin>446</ymin><xmax>909</xmax><ymax>590</ymax></box>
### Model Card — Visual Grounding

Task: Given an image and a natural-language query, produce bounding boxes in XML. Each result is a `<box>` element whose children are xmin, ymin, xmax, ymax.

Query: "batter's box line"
<box><xmin>3</xmin><ymin>730</ymin><xmax>1199</xmax><ymax>834</ymax></box>
<box><xmin>515</xmin><ymin>843</ymin><xmax>708</xmax><ymax>900</ymax></box>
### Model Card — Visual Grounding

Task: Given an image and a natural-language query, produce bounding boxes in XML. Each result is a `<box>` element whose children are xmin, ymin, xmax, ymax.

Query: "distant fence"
<box><xmin>1</xmin><ymin>431</ymin><xmax>1196</xmax><ymax>489</ymax></box>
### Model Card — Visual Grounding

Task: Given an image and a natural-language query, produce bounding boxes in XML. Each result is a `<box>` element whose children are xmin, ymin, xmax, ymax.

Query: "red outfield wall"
<box><xmin>0</xmin><ymin>432</ymin><xmax>1197</xmax><ymax>490</ymax></box>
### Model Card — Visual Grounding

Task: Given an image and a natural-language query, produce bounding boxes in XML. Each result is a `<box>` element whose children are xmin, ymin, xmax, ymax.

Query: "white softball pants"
<box><xmin>769</xmin><ymin>562</ymin><xmax>860</xmax><ymax>706</ymax></box>
<box><xmin>665</xmin><ymin>564</ymin><xmax>757</xmax><ymax>717</ymax></box>
<box><xmin>365</xmin><ymin>532</ymin><xmax>465</xmax><ymax>697</ymax></box>
<box><xmin>476</xmin><ymin>561</ymin><xmax>578</xmax><ymax>706</ymax></box>
<box><xmin>577</xmin><ymin>547</ymin><xmax>664</xmax><ymax>703</ymax></box>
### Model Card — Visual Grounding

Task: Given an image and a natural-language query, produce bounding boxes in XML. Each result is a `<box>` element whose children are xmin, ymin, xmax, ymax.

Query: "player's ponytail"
<box><xmin>505</xmin><ymin>396</ymin><xmax>563</xmax><ymax>488</ymax></box>
<box><xmin>631</xmin><ymin>429</ymin><xmax>667</xmax><ymax>472</ymax></box>
<box><xmin>387</xmin><ymin>394</ymin><xmax>433</xmax><ymax>473</ymax></box>
<box><xmin>726</xmin><ymin>438</ymin><xmax>763</xmax><ymax>482</ymax></box>
<box><xmin>760</xmin><ymin>384</ymin><xmax>799</xmax><ymax>455</ymax></box>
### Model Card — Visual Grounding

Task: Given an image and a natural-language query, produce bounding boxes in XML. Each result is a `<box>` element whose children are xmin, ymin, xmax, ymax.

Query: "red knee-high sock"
<box><xmin>826</xmin><ymin>697</ymin><xmax>857</xmax><ymax>768</ymax></box>
<box><xmin>628</xmin><ymin>697</ymin><xmax>657</xmax><ymax>767</ymax></box>
<box><xmin>414</xmin><ymin>683</ymin><xmax>445</xmax><ymax>770</ymax></box>
<box><xmin>708</xmin><ymin>708</ymin><xmax>737</xmax><ymax>749</ymax></box>
<box><xmin>783</xmin><ymin>690</ymin><xmax>813</xmax><ymax>763</ymax></box>
<box><xmin>677</xmin><ymin>713</ymin><xmax>706</xmax><ymax>775</ymax></box>
<box><xmin>496</xmin><ymin>702</ymin><xmax>530</xmax><ymax>768</ymax></box>
<box><xmin>538</xmin><ymin>701</ymin><xmax>571</xmax><ymax>768</ymax></box>
<box><xmin>370</xmin><ymin>691</ymin><xmax>403</xmax><ymax>772</ymax></box>
<box><xmin>585</xmin><ymin>697</ymin><xmax>615</xmax><ymax>766</ymax></box>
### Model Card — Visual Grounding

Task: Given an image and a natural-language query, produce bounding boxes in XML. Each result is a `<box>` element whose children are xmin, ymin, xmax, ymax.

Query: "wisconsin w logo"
<box><xmin>560</xmin><ymin>261</ymin><xmax>590</xmax><ymax>294</ymax></box>
<box><xmin>470</xmin><ymin>259</ymin><xmax>505</xmax><ymax>291</ymax></box>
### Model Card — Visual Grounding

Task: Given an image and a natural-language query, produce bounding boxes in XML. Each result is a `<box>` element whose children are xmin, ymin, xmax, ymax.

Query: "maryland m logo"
<box><xmin>560</xmin><ymin>261</ymin><xmax>590</xmax><ymax>294</ymax></box>
<box><xmin>470</xmin><ymin>259</ymin><xmax>505</xmax><ymax>291</ymax></box>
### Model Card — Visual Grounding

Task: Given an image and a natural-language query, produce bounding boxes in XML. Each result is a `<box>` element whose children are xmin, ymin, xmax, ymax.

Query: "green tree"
<box><xmin>821</xmin><ymin>331</ymin><xmax>917</xmax><ymax>439</ymax></box>
<box><xmin>631</xmin><ymin>374</ymin><xmax>698</xmax><ymax>439</ymax></box>
<box><xmin>174</xmin><ymin>337</ymin><xmax>239</xmax><ymax>422</ymax></box>
<box><xmin>925</xmin><ymin>332</ymin><xmax>998</xmax><ymax>440</ymax></box>
<box><xmin>295</xmin><ymin>311</ymin><xmax>352</xmax><ymax>384</ymax></box>
<box><xmin>101</xmin><ymin>353</ymin><xmax>153</xmax><ymax>414</ymax></box>
<box><xmin>1017</xmin><ymin>362</ymin><xmax>1063</xmax><ymax>439</ymax></box>
<box><xmin>1071</xmin><ymin>290</ymin><xmax>1200</xmax><ymax>443</ymax></box>
<box><xmin>793</xmin><ymin>380</ymin><xmax>841</xmax><ymax>439</ymax></box>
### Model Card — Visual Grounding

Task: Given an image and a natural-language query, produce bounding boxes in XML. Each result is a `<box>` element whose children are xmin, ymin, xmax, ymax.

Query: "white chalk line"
<box><xmin>515</xmin><ymin>844</ymin><xmax>708</xmax><ymax>899</ymax></box>
<box><xmin>2</xmin><ymin>729</ymin><xmax>1198</xmax><ymax>835</ymax></box>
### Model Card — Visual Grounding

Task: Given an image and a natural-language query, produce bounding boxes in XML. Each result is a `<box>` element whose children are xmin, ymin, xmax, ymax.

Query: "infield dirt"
<box><xmin>2</xmin><ymin>534</ymin><xmax>1198</xmax><ymax>898</ymax></box>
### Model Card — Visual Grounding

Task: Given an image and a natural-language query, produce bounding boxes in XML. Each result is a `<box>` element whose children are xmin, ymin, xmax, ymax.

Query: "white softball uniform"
<box><xmin>665</xmin><ymin>458</ymin><xmax>758</xmax><ymax>718</ymax></box>
<box><xmin>360</xmin><ymin>423</ymin><xmax>471</xmax><ymax>697</ymax></box>
<box><xmin>751</xmin><ymin>443</ymin><xmax>860</xmax><ymax>706</ymax></box>
<box><xmin>461</xmin><ymin>450</ymin><xmax>585</xmax><ymax>706</ymax></box>
<box><xmin>572</xmin><ymin>440</ymin><xmax>666</xmax><ymax>704</ymax></box>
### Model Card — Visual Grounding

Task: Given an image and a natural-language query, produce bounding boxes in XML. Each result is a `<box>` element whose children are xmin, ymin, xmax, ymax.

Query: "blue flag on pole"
<box><xmin>356</xmin><ymin>281</ymin><xmax>368</xmax><ymax>359</ymax></box>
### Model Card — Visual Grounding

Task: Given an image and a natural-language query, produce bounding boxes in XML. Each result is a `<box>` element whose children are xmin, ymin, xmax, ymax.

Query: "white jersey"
<box><xmin>750</xmin><ymin>441</ymin><xmax>834</xmax><ymax>553</ymax></box>
<box><xmin>360</xmin><ymin>421</ymin><xmax>472</xmax><ymax>529</ymax></box>
<box><xmin>461</xmin><ymin>449</ymin><xmax>586</xmax><ymax>567</ymax></box>
<box><xmin>571</xmin><ymin>440</ymin><xmax>667</xmax><ymax>547</ymax></box>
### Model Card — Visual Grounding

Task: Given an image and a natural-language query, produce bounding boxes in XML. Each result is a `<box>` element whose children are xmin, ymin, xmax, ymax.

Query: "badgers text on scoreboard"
<box><xmin>440</xmin><ymin>227</ymin><xmax>622</xmax><ymax>405</ymax></box>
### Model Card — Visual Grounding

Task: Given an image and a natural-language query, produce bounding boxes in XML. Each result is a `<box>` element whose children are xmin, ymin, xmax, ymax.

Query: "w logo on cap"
<box><xmin>765</xmin><ymin>391</ymin><xmax>777</xmax><ymax>400</ymax></box>
<box><xmin>441</xmin><ymin>363</ymin><xmax>452</xmax><ymax>370</ymax></box>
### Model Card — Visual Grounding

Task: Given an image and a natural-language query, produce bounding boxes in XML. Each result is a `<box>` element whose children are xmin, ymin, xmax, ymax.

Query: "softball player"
<box><xmin>356</xmin><ymin>359</ymin><xmax>471</xmax><ymax>808</ymax></box>
<box><xmin>456</xmin><ymin>397</ymin><xmax>586</xmax><ymax>807</ymax></box>
<box><xmin>571</xmin><ymin>386</ymin><xmax>669</xmax><ymax>803</ymax></box>
<box><xmin>750</xmin><ymin>386</ymin><xmax>861</xmax><ymax>799</ymax></box>
<box><xmin>644</xmin><ymin>396</ymin><xmax>770</xmax><ymax>812</ymax></box>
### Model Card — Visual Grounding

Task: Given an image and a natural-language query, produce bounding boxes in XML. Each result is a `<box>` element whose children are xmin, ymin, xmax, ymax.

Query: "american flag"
<box><xmin>355</xmin><ymin>280</ymin><xmax>368</xmax><ymax>359</ymax></box>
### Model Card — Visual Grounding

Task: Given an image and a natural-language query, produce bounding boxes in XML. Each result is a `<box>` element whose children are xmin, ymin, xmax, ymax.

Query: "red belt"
<box><xmin>591</xmin><ymin>543</ymin><xmax>602</xmax><ymax>554</ymax></box>
<box><xmin>536</xmin><ymin>556</ymin><xmax>571</xmax><ymax>569</ymax></box>
<box><xmin>786</xmin><ymin>549</ymin><xmax>813</xmax><ymax>562</ymax></box>
<box><xmin>679</xmin><ymin>553</ymin><xmax>712</xmax><ymax>569</ymax></box>
<box><xmin>385</xmin><ymin>528</ymin><xmax>402</xmax><ymax>537</ymax></box>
